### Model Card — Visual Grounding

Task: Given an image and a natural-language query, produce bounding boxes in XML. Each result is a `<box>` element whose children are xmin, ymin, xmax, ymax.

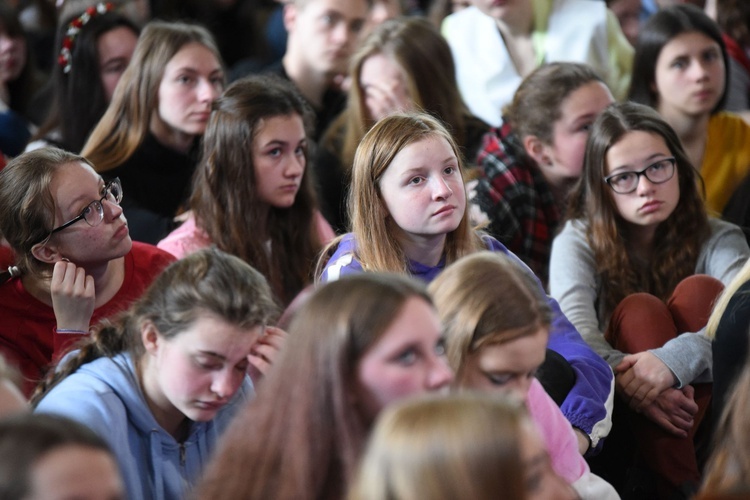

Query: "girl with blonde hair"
<box><xmin>350</xmin><ymin>393</ymin><xmax>542</xmax><ymax>500</ymax></box>
<box><xmin>315</xmin><ymin>16</ymin><xmax>488</xmax><ymax>232</ymax></box>
<box><xmin>429</xmin><ymin>251</ymin><xmax>617</xmax><ymax>499</ymax></box>
<box><xmin>82</xmin><ymin>21</ymin><xmax>224</xmax><ymax>244</ymax></box>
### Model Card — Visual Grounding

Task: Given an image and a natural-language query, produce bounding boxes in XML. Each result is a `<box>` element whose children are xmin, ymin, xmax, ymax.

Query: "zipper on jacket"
<box><xmin>179</xmin><ymin>443</ymin><xmax>186</xmax><ymax>466</ymax></box>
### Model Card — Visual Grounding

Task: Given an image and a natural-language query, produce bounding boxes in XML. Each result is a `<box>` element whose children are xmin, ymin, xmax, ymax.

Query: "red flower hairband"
<box><xmin>58</xmin><ymin>2</ymin><xmax>115</xmax><ymax>74</ymax></box>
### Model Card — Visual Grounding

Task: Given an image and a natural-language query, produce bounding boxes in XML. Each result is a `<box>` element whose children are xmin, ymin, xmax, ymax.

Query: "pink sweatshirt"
<box><xmin>157</xmin><ymin>211</ymin><xmax>335</xmax><ymax>259</ymax></box>
<box><xmin>527</xmin><ymin>378</ymin><xmax>619</xmax><ymax>499</ymax></box>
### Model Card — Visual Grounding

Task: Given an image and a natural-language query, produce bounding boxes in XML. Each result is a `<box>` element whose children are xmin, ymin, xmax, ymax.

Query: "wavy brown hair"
<box><xmin>567</xmin><ymin>102</ymin><xmax>709</xmax><ymax>318</ymax></box>
<box><xmin>196</xmin><ymin>272</ymin><xmax>432</xmax><ymax>500</ymax></box>
<box><xmin>190</xmin><ymin>75</ymin><xmax>319</xmax><ymax>305</ymax></box>
<box><xmin>319</xmin><ymin>112</ymin><xmax>482</xmax><ymax>276</ymax></box>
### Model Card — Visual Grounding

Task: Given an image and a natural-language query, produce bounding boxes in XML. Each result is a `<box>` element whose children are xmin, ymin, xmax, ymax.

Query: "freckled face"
<box><xmin>355</xmin><ymin>297</ymin><xmax>454</xmax><ymax>422</ymax></box>
<box><xmin>378</xmin><ymin>136</ymin><xmax>466</xmax><ymax>247</ymax></box>
<box><xmin>46</xmin><ymin>162</ymin><xmax>131</xmax><ymax>266</ymax></box>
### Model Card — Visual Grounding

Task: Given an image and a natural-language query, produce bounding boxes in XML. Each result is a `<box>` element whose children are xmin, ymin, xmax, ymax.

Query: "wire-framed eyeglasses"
<box><xmin>42</xmin><ymin>178</ymin><xmax>123</xmax><ymax>242</ymax></box>
<box><xmin>604</xmin><ymin>158</ymin><xmax>676</xmax><ymax>194</ymax></box>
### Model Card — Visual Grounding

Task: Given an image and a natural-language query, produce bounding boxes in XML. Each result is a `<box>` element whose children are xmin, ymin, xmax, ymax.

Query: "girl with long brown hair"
<box><xmin>549</xmin><ymin>101</ymin><xmax>749</xmax><ymax>496</ymax></box>
<box><xmin>157</xmin><ymin>75</ymin><xmax>333</xmax><ymax>305</ymax></box>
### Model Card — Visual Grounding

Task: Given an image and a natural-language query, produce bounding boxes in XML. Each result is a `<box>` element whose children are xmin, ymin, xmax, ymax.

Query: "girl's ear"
<box><xmin>141</xmin><ymin>321</ymin><xmax>161</xmax><ymax>355</ymax></box>
<box><xmin>523</xmin><ymin>135</ymin><xmax>553</xmax><ymax>168</ymax></box>
<box><xmin>30</xmin><ymin>241</ymin><xmax>62</xmax><ymax>265</ymax></box>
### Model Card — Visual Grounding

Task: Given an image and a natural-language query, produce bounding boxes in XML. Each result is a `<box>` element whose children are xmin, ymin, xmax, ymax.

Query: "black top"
<box><xmin>104</xmin><ymin>133</ymin><xmax>199</xmax><ymax>244</ymax></box>
<box><xmin>712</xmin><ymin>279</ymin><xmax>750</xmax><ymax>421</ymax></box>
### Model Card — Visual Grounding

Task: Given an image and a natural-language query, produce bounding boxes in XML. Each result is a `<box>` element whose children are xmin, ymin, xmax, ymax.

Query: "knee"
<box><xmin>614</xmin><ymin>293</ymin><xmax>668</xmax><ymax>321</ymax></box>
<box><xmin>671</xmin><ymin>275</ymin><xmax>724</xmax><ymax>304</ymax></box>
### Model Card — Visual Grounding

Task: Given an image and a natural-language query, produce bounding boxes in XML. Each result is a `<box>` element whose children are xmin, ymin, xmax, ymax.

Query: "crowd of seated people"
<box><xmin>1</xmin><ymin>0</ymin><xmax>750</xmax><ymax>499</ymax></box>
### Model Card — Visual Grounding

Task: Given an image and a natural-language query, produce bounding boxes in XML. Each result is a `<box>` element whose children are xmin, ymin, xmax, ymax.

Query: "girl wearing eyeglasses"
<box><xmin>549</xmin><ymin>101</ymin><xmax>750</xmax><ymax>498</ymax></box>
<box><xmin>0</xmin><ymin>147</ymin><xmax>175</xmax><ymax>396</ymax></box>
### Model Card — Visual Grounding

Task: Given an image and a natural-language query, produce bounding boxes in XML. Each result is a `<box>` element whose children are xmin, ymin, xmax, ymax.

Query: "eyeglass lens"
<box><xmin>607</xmin><ymin>159</ymin><xmax>674</xmax><ymax>193</ymax></box>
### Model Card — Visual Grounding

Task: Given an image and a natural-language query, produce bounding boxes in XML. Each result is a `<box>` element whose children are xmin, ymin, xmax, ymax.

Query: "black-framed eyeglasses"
<box><xmin>604</xmin><ymin>158</ymin><xmax>676</xmax><ymax>194</ymax></box>
<box><xmin>43</xmin><ymin>178</ymin><xmax>123</xmax><ymax>241</ymax></box>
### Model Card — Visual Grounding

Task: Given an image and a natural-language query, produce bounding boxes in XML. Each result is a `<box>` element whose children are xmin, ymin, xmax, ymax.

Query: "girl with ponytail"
<box><xmin>33</xmin><ymin>247</ymin><xmax>279</xmax><ymax>500</ymax></box>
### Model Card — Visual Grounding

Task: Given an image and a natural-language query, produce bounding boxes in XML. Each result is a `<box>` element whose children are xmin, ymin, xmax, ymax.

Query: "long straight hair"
<box><xmin>82</xmin><ymin>21</ymin><xmax>222</xmax><ymax>171</ymax></box>
<box><xmin>190</xmin><ymin>75</ymin><xmax>320</xmax><ymax>305</ymax></box>
<box><xmin>330</xmin><ymin>112</ymin><xmax>482</xmax><ymax>275</ymax></box>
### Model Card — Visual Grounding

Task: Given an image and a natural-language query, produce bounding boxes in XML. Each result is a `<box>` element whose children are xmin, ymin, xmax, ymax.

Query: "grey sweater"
<box><xmin>550</xmin><ymin>217</ymin><xmax>749</xmax><ymax>386</ymax></box>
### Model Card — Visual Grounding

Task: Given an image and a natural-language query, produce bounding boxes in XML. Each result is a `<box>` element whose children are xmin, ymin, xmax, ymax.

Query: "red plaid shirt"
<box><xmin>469</xmin><ymin>122</ymin><xmax>560</xmax><ymax>285</ymax></box>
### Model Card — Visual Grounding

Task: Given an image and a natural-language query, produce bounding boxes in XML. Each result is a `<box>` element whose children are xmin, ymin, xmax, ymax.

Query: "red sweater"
<box><xmin>0</xmin><ymin>242</ymin><xmax>175</xmax><ymax>396</ymax></box>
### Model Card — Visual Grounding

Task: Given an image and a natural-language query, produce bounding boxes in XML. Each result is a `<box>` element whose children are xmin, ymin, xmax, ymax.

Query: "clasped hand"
<box><xmin>616</xmin><ymin>352</ymin><xmax>697</xmax><ymax>435</ymax></box>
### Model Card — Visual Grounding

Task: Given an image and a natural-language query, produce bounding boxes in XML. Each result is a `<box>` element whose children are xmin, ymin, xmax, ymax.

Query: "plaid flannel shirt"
<box><xmin>469</xmin><ymin>122</ymin><xmax>560</xmax><ymax>285</ymax></box>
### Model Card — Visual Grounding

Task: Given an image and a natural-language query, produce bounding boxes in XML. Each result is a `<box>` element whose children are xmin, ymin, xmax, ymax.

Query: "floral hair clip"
<box><xmin>58</xmin><ymin>2</ymin><xmax>115</xmax><ymax>74</ymax></box>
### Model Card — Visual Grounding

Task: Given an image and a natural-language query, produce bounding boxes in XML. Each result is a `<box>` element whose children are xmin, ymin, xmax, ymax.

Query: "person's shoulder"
<box><xmin>711</xmin><ymin>111</ymin><xmax>750</xmax><ymax>134</ymax></box>
<box><xmin>155</xmin><ymin>215</ymin><xmax>210</xmax><ymax>259</ymax></box>
<box><xmin>706</xmin><ymin>216</ymin><xmax>746</xmax><ymax>239</ymax></box>
<box><xmin>35</xmin><ymin>357</ymin><xmax>127</xmax><ymax>420</ymax></box>
<box><xmin>553</xmin><ymin>219</ymin><xmax>589</xmax><ymax>245</ymax></box>
<box><xmin>479</xmin><ymin>233</ymin><xmax>508</xmax><ymax>252</ymax></box>
<box><xmin>320</xmin><ymin>233</ymin><xmax>362</xmax><ymax>282</ymax></box>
